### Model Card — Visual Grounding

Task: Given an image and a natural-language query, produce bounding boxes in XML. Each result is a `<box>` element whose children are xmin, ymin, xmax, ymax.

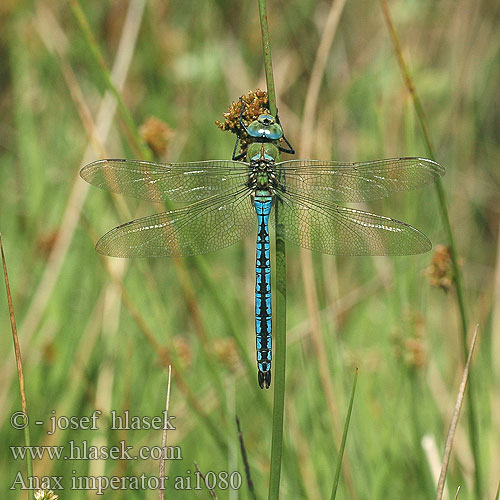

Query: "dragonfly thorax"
<box><xmin>248</xmin><ymin>156</ymin><xmax>278</xmax><ymax>192</ymax></box>
<box><xmin>247</xmin><ymin>141</ymin><xmax>280</xmax><ymax>163</ymax></box>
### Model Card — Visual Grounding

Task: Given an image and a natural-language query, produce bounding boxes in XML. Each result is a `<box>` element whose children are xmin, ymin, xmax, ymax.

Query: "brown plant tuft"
<box><xmin>139</xmin><ymin>116</ymin><xmax>172</xmax><ymax>159</ymax></box>
<box><xmin>216</xmin><ymin>89</ymin><xmax>269</xmax><ymax>155</ymax></box>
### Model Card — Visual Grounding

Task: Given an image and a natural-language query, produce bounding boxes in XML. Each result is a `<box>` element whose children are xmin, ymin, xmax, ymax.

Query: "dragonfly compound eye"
<box><xmin>258</xmin><ymin>114</ymin><xmax>276</xmax><ymax>125</ymax></box>
<box><xmin>248</xmin><ymin>115</ymin><xmax>283</xmax><ymax>141</ymax></box>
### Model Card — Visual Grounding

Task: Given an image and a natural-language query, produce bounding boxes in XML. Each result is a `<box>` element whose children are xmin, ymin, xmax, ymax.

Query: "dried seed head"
<box><xmin>403</xmin><ymin>337</ymin><xmax>427</xmax><ymax>368</ymax></box>
<box><xmin>140</xmin><ymin>116</ymin><xmax>173</xmax><ymax>159</ymax></box>
<box><xmin>212</xmin><ymin>338</ymin><xmax>239</xmax><ymax>373</ymax></box>
<box><xmin>216</xmin><ymin>89</ymin><xmax>269</xmax><ymax>154</ymax></box>
<box><xmin>173</xmin><ymin>337</ymin><xmax>192</xmax><ymax>368</ymax></box>
<box><xmin>425</xmin><ymin>244</ymin><xmax>456</xmax><ymax>292</ymax></box>
<box><xmin>392</xmin><ymin>313</ymin><xmax>427</xmax><ymax>369</ymax></box>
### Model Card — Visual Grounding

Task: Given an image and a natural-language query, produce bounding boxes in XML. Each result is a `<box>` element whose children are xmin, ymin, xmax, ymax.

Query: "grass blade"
<box><xmin>256</xmin><ymin>2</ymin><xmax>287</xmax><ymax>499</ymax></box>
<box><xmin>236</xmin><ymin>415</ymin><xmax>258</xmax><ymax>500</ymax></box>
<box><xmin>330</xmin><ymin>368</ymin><xmax>358</xmax><ymax>500</ymax></box>
<box><xmin>257</xmin><ymin>0</ymin><xmax>277</xmax><ymax>117</ymax></box>
<box><xmin>158</xmin><ymin>365</ymin><xmax>173</xmax><ymax>500</ymax></box>
<box><xmin>194</xmin><ymin>462</ymin><xmax>219</xmax><ymax>499</ymax></box>
<box><xmin>436</xmin><ymin>325</ymin><xmax>479</xmax><ymax>500</ymax></box>
<box><xmin>1</xmin><ymin>234</ymin><xmax>35</xmax><ymax>500</ymax></box>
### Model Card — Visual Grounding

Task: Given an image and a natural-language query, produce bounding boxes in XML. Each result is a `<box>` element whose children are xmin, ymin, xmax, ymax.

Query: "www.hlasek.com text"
<box><xmin>11</xmin><ymin>441</ymin><xmax>182</xmax><ymax>461</ymax></box>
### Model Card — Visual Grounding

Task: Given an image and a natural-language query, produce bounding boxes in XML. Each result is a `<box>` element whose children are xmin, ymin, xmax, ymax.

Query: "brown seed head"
<box><xmin>173</xmin><ymin>337</ymin><xmax>192</xmax><ymax>368</ymax></box>
<box><xmin>392</xmin><ymin>313</ymin><xmax>427</xmax><ymax>369</ymax></box>
<box><xmin>212</xmin><ymin>338</ymin><xmax>239</xmax><ymax>373</ymax></box>
<box><xmin>139</xmin><ymin>116</ymin><xmax>172</xmax><ymax>159</ymax></box>
<box><xmin>425</xmin><ymin>244</ymin><xmax>456</xmax><ymax>292</ymax></box>
<box><xmin>216</xmin><ymin>89</ymin><xmax>269</xmax><ymax>154</ymax></box>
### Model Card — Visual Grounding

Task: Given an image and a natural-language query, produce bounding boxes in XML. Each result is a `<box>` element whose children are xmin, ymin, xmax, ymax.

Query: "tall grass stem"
<box><xmin>379</xmin><ymin>2</ymin><xmax>482</xmax><ymax>497</ymax></box>
<box><xmin>158</xmin><ymin>365</ymin><xmax>172</xmax><ymax>500</ymax></box>
<box><xmin>1</xmin><ymin>235</ymin><xmax>35</xmax><ymax>500</ymax></box>
<box><xmin>436</xmin><ymin>326</ymin><xmax>479</xmax><ymax>500</ymax></box>
<box><xmin>257</xmin><ymin>2</ymin><xmax>287</xmax><ymax>499</ymax></box>
<box><xmin>236</xmin><ymin>415</ymin><xmax>258</xmax><ymax>500</ymax></box>
<box><xmin>330</xmin><ymin>368</ymin><xmax>358</xmax><ymax>500</ymax></box>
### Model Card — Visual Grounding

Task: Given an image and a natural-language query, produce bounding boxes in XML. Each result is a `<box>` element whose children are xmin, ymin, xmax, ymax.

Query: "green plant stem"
<box><xmin>269</xmin><ymin>233</ymin><xmax>286</xmax><ymax>499</ymax></box>
<box><xmin>379</xmin><ymin>1</ymin><xmax>482</xmax><ymax>497</ymax></box>
<box><xmin>257</xmin><ymin>2</ymin><xmax>286</xmax><ymax>500</ymax></box>
<box><xmin>330</xmin><ymin>368</ymin><xmax>358</xmax><ymax>500</ymax></box>
<box><xmin>258</xmin><ymin>0</ymin><xmax>277</xmax><ymax>116</ymax></box>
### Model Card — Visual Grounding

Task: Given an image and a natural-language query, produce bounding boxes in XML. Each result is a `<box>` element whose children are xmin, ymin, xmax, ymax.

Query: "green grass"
<box><xmin>1</xmin><ymin>0</ymin><xmax>499</xmax><ymax>498</ymax></box>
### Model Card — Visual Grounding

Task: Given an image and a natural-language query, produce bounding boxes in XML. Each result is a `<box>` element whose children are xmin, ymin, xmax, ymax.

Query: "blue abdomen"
<box><xmin>254</xmin><ymin>193</ymin><xmax>273</xmax><ymax>389</ymax></box>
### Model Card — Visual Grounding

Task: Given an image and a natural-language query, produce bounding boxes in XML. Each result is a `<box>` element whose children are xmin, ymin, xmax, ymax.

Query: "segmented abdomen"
<box><xmin>254</xmin><ymin>193</ymin><xmax>273</xmax><ymax>389</ymax></box>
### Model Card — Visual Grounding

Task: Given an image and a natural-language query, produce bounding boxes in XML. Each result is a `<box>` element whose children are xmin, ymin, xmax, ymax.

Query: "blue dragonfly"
<box><xmin>80</xmin><ymin>105</ymin><xmax>444</xmax><ymax>389</ymax></box>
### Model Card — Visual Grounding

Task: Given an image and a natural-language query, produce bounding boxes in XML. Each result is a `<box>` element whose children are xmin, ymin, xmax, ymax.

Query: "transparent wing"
<box><xmin>80</xmin><ymin>159</ymin><xmax>250</xmax><ymax>204</ymax></box>
<box><xmin>275</xmin><ymin>157</ymin><xmax>444</xmax><ymax>202</ymax></box>
<box><xmin>276</xmin><ymin>191</ymin><xmax>431</xmax><ymax>255</ymax></box>
<box><xmin>96</xmin><ymin>188</ymin><xmax>255</xmax><ymax>257</ymax></box>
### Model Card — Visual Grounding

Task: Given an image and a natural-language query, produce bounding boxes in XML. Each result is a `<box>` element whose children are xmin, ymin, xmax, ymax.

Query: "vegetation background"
<box><xmin>1</xmin><ymin>0</ymin><xmax>498</xmax><ymax>498</ymax></box>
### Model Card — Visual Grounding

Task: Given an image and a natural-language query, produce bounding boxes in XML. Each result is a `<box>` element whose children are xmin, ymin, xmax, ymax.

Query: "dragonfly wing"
<box><xmin>80</xmin><ymin>159</ymin><xmax>250</xmax><ymax>204</ymax></box>
<box><xmin>276</xmin><ymin>191</ymin><xmax>431</xmax><ymax>255</ymax></box>
<box><xmin>276</xmin><ymin>157</ymin><xmax>444</xmax><ymax>202</ymax></box>
<box><xmin>96</xmin><ymin>188</ymin><xmax>255</xmax><ymax>257</ymax></box>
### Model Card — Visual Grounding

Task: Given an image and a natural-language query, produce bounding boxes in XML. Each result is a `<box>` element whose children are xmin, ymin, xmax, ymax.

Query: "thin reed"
<box><xmin>1</xmin><ymin>235</ymin><xmax>35</xmax><ymax>500</ymax></box>
<box><xmin>256</xmin><ymin>2</ymin><xmax>287</xmax><ymax>499</ymax></box>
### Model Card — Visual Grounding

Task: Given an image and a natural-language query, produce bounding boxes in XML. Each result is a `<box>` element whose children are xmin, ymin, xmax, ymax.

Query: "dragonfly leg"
<box><xmin>278</xmin><ymin>136</ymin><xmax>295</xmax><ymax>155</ymax></box>
<box><xmin>275</xmin><ymin>108</ymin><xmax>295</xmax><ymax>155</ymax></box>
<box><xmin>232</xmin><ymin>136</ymin><xmax>245</xmax><ymax>161</ymax></box>
<box><xmin>254</xmin><ymin>193</ymin><xmax>273</xmax><ymax>389</ymax></box>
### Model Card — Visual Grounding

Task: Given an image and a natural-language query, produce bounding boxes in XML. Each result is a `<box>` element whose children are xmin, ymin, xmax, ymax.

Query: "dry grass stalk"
<box><xmin>436</xmin><ymin>325</ymin><xmax>480</xmax><ymax>500</ymax></box>
<box><xmin>158</xmin><ymin>365</ymin><xmax>172</xmax><ymax>500</ymax></box>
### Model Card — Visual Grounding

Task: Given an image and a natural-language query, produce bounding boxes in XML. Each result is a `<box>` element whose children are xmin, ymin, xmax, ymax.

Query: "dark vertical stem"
<box><xmin>379</xmin><ymin>2</ymin><xmax>482</xmax><ymax>497</ymax></box>
<box><xmin>257</xmin><ymin>1</ymin><xmax>287</xmax><ymax>499</ymax></box>
<box><xmin>236</xmin><ymin>416</ymin><xmax>258</xmax><ymax>500</ymax></box>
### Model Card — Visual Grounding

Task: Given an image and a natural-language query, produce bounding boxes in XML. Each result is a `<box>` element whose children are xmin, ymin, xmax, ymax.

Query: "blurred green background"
<box><xmin>1</xmin><ymin>0</ymin><xmax>499</xmax><ymax>498</ymax></box>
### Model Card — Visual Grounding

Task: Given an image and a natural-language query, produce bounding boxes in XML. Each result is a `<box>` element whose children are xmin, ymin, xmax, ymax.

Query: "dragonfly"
<box><xmin>80</xmin><ymin>103</ymin><xmax>444</xmax><ymax>389</ymax></box>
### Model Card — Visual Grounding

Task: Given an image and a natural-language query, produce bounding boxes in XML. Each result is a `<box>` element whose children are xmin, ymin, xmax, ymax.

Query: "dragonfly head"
<box><xmin>247</xmin><ymin>114</ymin><xmax>283</xmax><ymax>141</ymax></box>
